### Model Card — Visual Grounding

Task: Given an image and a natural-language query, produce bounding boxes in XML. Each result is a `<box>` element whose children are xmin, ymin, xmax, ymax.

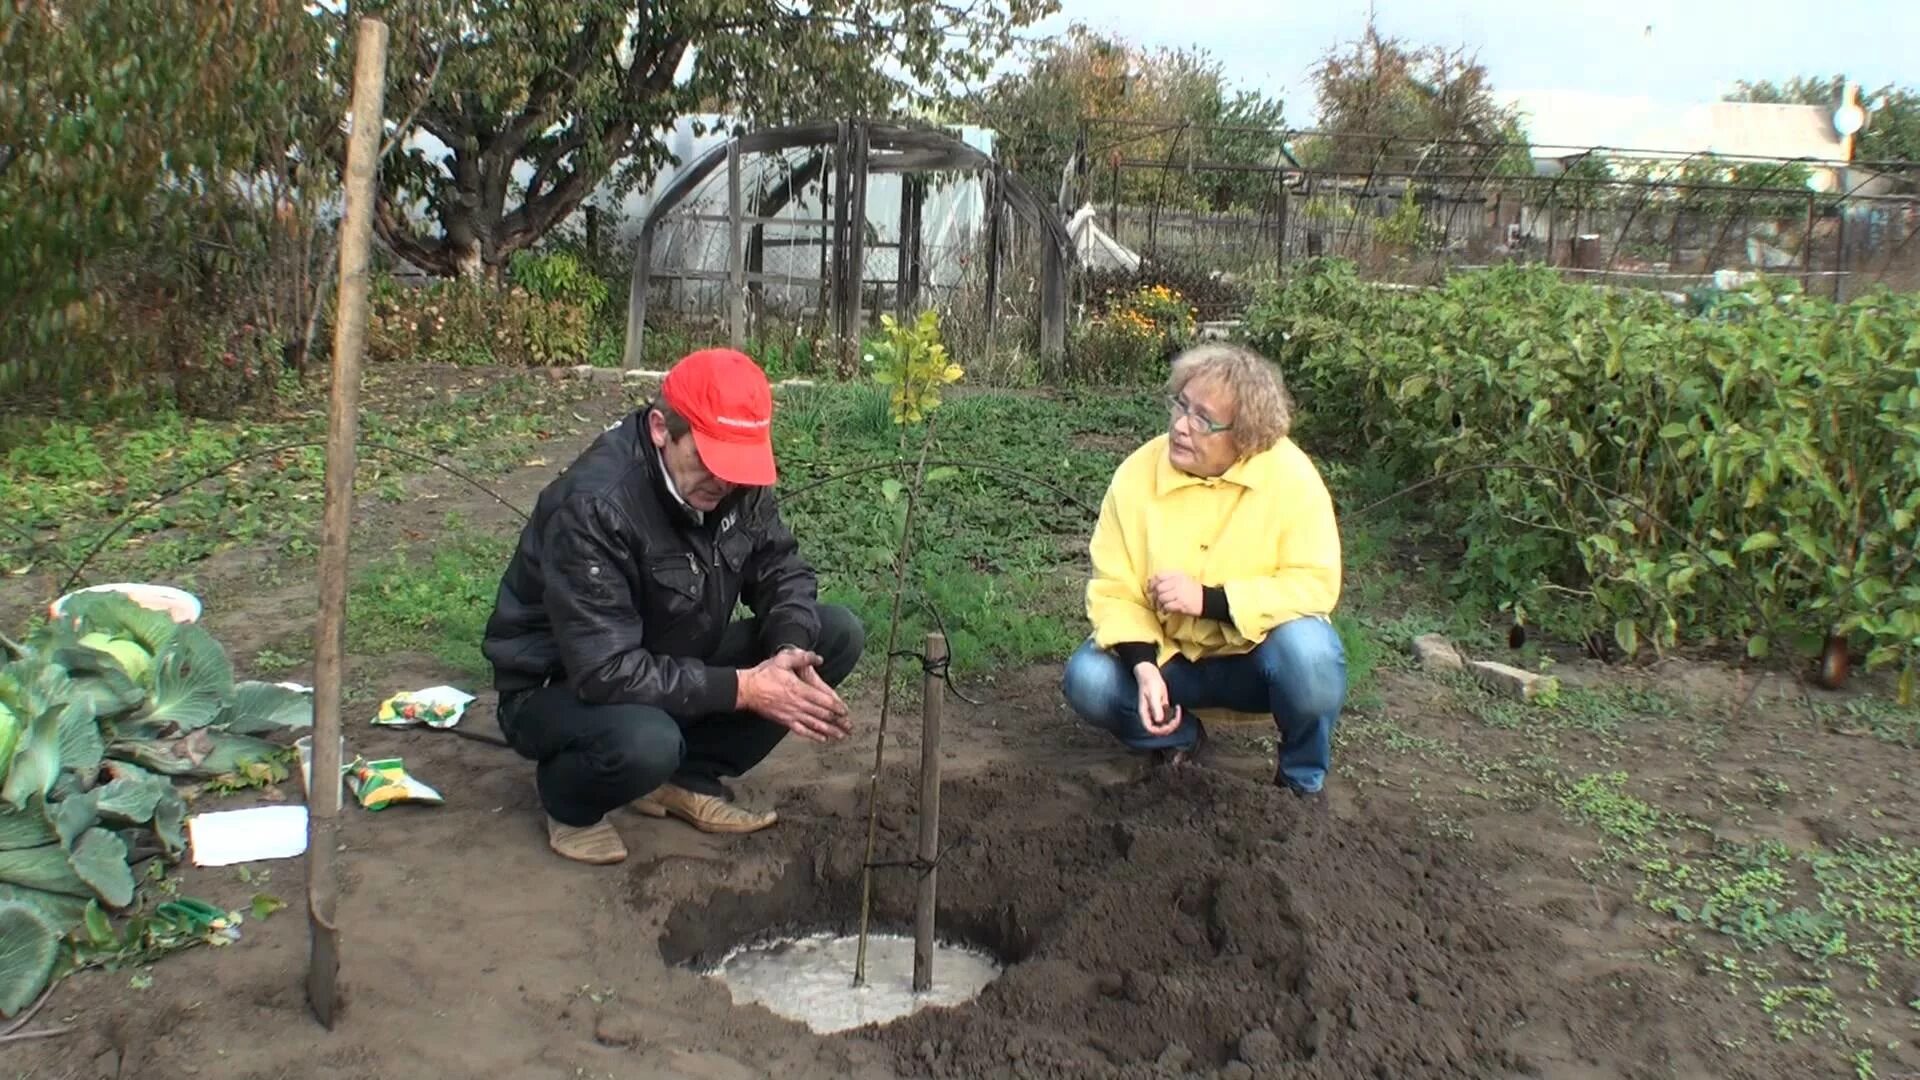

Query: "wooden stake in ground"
<box><xmin>307</xmin><ymin>14</ymin><xmax>388</xmax><ymax>1030</ymax></box>
<box><xmin>912</xmin><ymin>631</ymin><xmax>946</xmax><ymax>993</ymax></box>
<box><xmin>853</xmin><ymin>422</ymin><xmax>939</xmax><ymax>988</ymax></box>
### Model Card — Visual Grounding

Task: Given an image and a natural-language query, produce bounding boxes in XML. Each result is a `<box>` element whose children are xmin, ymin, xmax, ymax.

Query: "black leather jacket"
<box><xmin>480</xmin><ymin>409</ymin><xmax>821</xmax><ymax>716</ymax></box>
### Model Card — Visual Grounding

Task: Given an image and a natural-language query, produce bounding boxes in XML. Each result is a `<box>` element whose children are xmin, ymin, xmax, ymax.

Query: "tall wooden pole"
<box><xmin>727</xmin><ymin>141</ymin><xmax>746</xmax><ymax>349</ymax></box>
<box><xmin>896</xmin><ymin>174</ymin><xmax>914</xmax><ymax>322</ymax></box>
<box><xmin>982</xmin><ymin>167</ymin><xmax>1003</xmax><ymax>360</ymax></box>
<box><xmin>829</xmin><ymin>121</ymin><xmax>849</xmax><ymax>348</ymax></box>
<box><xmin>308</xmin><ymin>14</ymin><xmax>387</xmax><ymax>1029</ymax></box>
<box><xmin>844</xmin><ymin>121</ymin><xmax>870</xmax><ymax>372</ymax></box>
<box><xmin>912</xmin><ymin>631</ymin><xmax>947</xmax><ymax>993</ymax></box>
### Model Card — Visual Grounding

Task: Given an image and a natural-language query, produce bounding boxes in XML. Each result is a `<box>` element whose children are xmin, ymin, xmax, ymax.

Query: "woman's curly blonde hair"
<box><xmin>1166</xmin><ymin>342</ymin><xmax>1295</xmax><ymax>456</ymax></box>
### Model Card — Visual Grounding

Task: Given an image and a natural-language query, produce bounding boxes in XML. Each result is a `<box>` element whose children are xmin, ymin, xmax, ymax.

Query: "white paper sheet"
<box><xmin>187</xmin><ymin>805</ymin><xmax>310</xmax><ymax>867</ymax></box>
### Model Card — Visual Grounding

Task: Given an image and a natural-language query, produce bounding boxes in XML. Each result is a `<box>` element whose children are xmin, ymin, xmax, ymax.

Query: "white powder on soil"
<box><xmin>709</xmin><ymin>932</ymin><xmax>1001</xmax><ymax>1034</ymax></box>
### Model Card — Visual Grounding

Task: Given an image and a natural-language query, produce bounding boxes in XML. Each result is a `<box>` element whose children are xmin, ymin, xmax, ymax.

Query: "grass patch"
<box><xmin>1557</xmin><ymin>770</ymin><xmax>1679</xmax><ymax>854</ymax></box>
<box><xmin>1815</xmin><ymin>697</ymin><xmax>1920</xmax><ymax>748</ymax></box>
<box><xmin>1469</xmin><ymin>684</ymin><xmax>1680</xmax><ymax>744</ymax></box>
<box><xmin>772</xmin><ymin>386</ymin><xmax>1164</xmax><ymax>679</ymax></box>
<box><xmin>328</xmin><ymin>381</ymin><xmax>1156</xmax><ymax>686</ymax></box>
<box><xmin>347</xmin><ymin>517</ymin><xmax>509</xmax><ymax>680</ymax></box>
<box><xmin>0</xmin><ymin>371</ymin><xmax>601</xmax><ymax>581</ymax></box>
<box><xmin>1550</xmin><ymin>767</ymin><xmax>1920</xmax><ymax>1057</ymax></box>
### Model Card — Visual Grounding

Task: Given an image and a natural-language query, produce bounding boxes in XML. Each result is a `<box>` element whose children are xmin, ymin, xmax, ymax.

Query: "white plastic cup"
<box><xmin>294</xmin><ymin>734</ymin><xmax>347</xmax><ymax>804</ymax></box>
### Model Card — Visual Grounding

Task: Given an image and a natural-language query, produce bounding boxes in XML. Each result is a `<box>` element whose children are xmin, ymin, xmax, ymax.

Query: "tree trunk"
<box><xmin>364</xmin><ymin>32</ymin><xmax>684</xmax><ymax>281</ymax></box>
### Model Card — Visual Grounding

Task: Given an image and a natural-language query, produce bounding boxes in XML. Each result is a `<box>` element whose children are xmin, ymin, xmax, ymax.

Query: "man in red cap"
<box><xmin>482</xmin><ymin>348</ymin><xmax>865</xmax><ymax>864</ymax></box>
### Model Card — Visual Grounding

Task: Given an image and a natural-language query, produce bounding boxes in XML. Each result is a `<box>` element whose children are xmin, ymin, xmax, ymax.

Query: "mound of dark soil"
<box><xmin>659</xmin><ymin>762</ymin><xmax>1559</xmax><ymax>1079</ymax></box>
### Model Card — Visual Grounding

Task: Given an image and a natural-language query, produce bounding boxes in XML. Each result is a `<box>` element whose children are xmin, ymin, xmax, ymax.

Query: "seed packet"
<box><xmin>372</xmin><ymin>685</ymin><xmax>475</xmax><ymax>729</ymax></box>
<box><xmin>346</xmin><ymin>756</ymin><xmax>445</xmax><ymax>811</ymax></box>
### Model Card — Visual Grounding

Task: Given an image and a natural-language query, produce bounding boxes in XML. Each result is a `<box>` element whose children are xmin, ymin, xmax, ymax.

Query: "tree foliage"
<box><xmin>1304</xmin><ymin>23</ymin><xmax>1530</xmax><ymax>179</ymax></box>
<box><xmin>969</xmin><ymin>24</ymin><xmax>1288</xmax><ymax>212</ymax></box>
<box><xmin>0</xmin><ymin>0</ymin><xmax>331</xmax><ymax>397</ymax></box>
<box><xmin>1727</xmin><ymin>76</ymin><xmax>1920</xmax><ymax>164</ymax></box>
<box><xmin>335</xmin><ymin>0</ymin><xmax>1055</xmax><ymax>279</ymax></box>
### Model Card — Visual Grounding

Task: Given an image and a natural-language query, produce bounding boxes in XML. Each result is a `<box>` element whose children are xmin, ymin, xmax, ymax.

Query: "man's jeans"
<box><xmin>497</xmin><ymin>605</ymin><xmax>865</xmax><ymax>827</ymax></box>
<box><xmin>1060</xmin><ymin>616</ymin><xmax>1348</xmax><ymax>793</ymax></box>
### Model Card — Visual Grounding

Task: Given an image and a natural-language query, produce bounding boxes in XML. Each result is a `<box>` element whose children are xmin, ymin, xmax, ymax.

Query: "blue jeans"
<box><xmin>1060</xmin><ymin>616</ymin><xmax>1348</xmax><ymax>793</ymax></box>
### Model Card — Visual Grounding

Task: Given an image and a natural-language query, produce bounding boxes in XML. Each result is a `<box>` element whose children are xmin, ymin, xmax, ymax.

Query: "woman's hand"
<box><xmin>1134</xmin><ymin>661</ymin><xmax>1183</xmax><ymax>736</ymax></box>
<box><xmin>1147</xmin><ymin>571</ymin><xmax>1204</xmax><ymax>617</ymax></box>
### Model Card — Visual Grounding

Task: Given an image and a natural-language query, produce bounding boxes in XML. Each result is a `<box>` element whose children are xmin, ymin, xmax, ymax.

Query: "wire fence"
<box><xmin>1076</xmin><ymin>118</ymin><xmax>1920</xmax><ymax>300</ymax></box>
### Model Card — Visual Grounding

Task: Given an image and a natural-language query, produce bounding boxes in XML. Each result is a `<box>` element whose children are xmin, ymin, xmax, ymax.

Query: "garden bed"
<box><xmin>1</xmin><ymin>366</ymin><xmax>1914</xmax><ymax>1080</ymax></box>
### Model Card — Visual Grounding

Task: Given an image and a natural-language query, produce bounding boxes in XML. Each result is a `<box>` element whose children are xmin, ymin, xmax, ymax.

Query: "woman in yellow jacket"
<box><xmin>1062</xmin><ymin>342</ymin><xmax>1347</xmax><ymax>802</ymax></box>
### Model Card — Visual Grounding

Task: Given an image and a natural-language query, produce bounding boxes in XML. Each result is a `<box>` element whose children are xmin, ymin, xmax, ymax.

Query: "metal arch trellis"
<box><xmin>622</xmin><ymin>119</ymin><xmax>1078</xmax><ymax>372</ymax></box>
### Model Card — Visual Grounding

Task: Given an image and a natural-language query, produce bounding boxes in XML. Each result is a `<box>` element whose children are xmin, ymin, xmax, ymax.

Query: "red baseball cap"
<box><xmin>660</xmin><ymin>348</ymin><xmax>777</xmax><ymax>486</ymax></box>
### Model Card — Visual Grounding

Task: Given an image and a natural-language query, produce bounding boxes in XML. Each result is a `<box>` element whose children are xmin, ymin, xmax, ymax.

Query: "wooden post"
<box><xmin>623</xmin><ymin>221</ymin><xmax>653</xmax><ymax>368</ymax></box>
<box><xmin>983</xmin><ymin>167</ymin><xmax>1003</xmax><ymax>339</ymax></box>
<box><xmin>308</xmin><ymin>13</ymin><xmax>386</xmax><ymax>1030</ymax></box>
<box><xmin>1040</xmin><ymin>228</ymin><xmax>1067</xmax><ymax>373</ymax></box>
<box><xmin>845</xmin><ymin>121</ymin><xmax>870</xmax><ymax>371</ymax></box>
<box><xmin>912</xmin><ymin>631</ymin><xmax>946</xmax><ymax>994</ymax></box>
<box><xmin>896</xmin><ymin>173</ymin><xmax>914</xmax><ymax>321</ymax></box>
<box><xmin>727</xmin><ymin>141</ymin><xmax>746</xmax><ymax>349</ymax></box>
<box><xmin>1545</xmin><ymin>190</ymin><xmax>1558</xmax><ymax>268</ymax></box>
<box><xmin>1834</xmin><ymin>206</ymin><xmax>1848</xmax><ymax>302</ymax></box>
<box><xmin>817</xmin><ymin>161</ymin><xmax>831</xmax><ymax>329</ymax></box>
<box><xmin>1275</xmin><ymin>185</ymin><xmax>1290</xmax><ymax>280</ymax></box>
<box><xmin>1802</xmin><ymin>194</ymin><xmax>1815</xmax><ymax>293</ymax></box>
<box><xmin>906</xmin><ymin>177</ymin><xmax>925</xmax><ymax>316</ymax></box>
<box><xmin>829</xmin><ymin>121</ymin><xmax>850</xmax><ymax>348</ymax></box>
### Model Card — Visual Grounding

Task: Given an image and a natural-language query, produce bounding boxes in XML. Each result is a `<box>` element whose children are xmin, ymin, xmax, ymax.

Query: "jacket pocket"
<box><xmin>644</xmin><ymin>554</ymin><xmax>705</xmax><ymax>619</ymax></box>
<box><xmin>718</xmin><ymin>530</ymin><xmax>753</xmax><ymax>573</ymax></box>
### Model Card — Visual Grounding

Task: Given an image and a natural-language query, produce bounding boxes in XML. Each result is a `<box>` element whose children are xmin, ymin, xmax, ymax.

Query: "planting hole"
<box><xmin>654</xmin><ymin>833</ymin><xmax>1024</xmax><ymax>1038</ymax></box>
<box><xmin>703</xmin><ymin>930</ymin><xmax>1001</xmax><ymax>1034</ymax></box>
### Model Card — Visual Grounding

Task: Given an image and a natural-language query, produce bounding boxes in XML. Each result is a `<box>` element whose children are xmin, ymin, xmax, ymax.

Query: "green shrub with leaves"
<box><xmin>868</xmin><ymin>309</ymin><xmax>963</xmax><ymax>425</ymax></box>
<box><xmin>367</xmin><ymin>274</ymin><xmax>595</xmax><ymax>367</ymax></box>
<box><xmin>2</xmin><ymin>0</ymin><xmax>331</xmax><ymax>401</ymax></box>
<box><xmin>0</xmin><ymin>593</ymin><xmax>311</xmax><ymax>1015</ymax></box>
<box><xmin>509</xmin><ymin>251</ymin><xmax>612</xmax><ymax>314</ymax></box>
<box><xmin>1083</xmin><ymin>257</ymin><xmax>1253</xmax><ymax>320</ymax></box>
<box><xmin>1067</xmin><ymin>284</ymin><xmax>1199</xmax><ymax>385</ymax></box>
<box><xmin>1245</xmin><ymin>259</ymin><xmax>1920</xmax><ymax>696</ymax></box>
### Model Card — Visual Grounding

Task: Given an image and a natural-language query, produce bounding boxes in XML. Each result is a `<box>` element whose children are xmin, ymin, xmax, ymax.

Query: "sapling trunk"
<box><xmin>853</xmin><ymin>415</ymin><xmax>939</xmax><ymax>987</ymax></box>
<box><xmin>913</xmin><ymin>630</ymin><xmax>947</xmax><ymax>993</ymax></box>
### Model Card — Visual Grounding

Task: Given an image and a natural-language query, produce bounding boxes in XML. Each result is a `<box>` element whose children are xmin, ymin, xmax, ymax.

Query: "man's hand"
<box><xmin>1147</xmin><ymin>571</ymin><xmax>1204</xmax><ymax>617</ymax></box>
<box><xmin>738</xmin><ymin>649</ymin><xmax>850</xmax><ymax>742</ymax></box>
<box><xmin>1134</xmin><ymin>661</ymin><xmax>1183</xmax><ymax>737</ymax></box>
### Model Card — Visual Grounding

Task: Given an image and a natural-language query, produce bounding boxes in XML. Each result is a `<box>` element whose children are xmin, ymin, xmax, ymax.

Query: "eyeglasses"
<box><xmin>1168</xmin><ymin>395</ymin><xmax>1232</xmax><ymax>435</ymax></box>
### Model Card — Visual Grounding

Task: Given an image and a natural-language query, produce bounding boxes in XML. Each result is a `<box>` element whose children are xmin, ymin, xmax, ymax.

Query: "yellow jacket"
<box><xmin>1086</xmin><ymin>433</ymin><xmax>1342</xmax><ymax>665</ymax></box>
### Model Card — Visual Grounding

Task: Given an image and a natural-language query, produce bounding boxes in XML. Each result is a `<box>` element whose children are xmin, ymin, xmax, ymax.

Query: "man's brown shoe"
<box><xmin>632</xmin><ymin>783</ymin><xmax>777</xmax><ymax>834</ymax></box>
<box><xmin>546</xmin><ymin>816</ymin><xmax>628</xmax><ymax>864</ymax></box>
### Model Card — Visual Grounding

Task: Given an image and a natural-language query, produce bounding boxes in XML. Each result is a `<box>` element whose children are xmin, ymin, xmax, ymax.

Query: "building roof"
<box><xmin>1508</xmin><ymin>90</ymin><xmax>1849</xmax><ymax>164</ymax></box>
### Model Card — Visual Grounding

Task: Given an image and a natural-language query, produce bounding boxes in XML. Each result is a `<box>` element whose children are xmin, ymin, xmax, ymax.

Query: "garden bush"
<box><xmin>1083</xmin><ymin>255</ymin><xmax>1255</xmax><ymax>319</ymax></box>
<box><xmin>366</xmin><ymin>271</ymin><xmax>595</xmax><ymax>367</ymax></box>
<box><xmin>508</xmin><ymin>250</ymin><xmax>611</xmax><ymax>313</ymax></box>
<box><xmin>1067</xmin><ymin>284</ymin><xmax>1197</xmax><ymax>385</ymax></box>
<box><xmin>1245</xmin><ymin>259</ymin><xmax>1920</xmax><ymax>694</ymax></box>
